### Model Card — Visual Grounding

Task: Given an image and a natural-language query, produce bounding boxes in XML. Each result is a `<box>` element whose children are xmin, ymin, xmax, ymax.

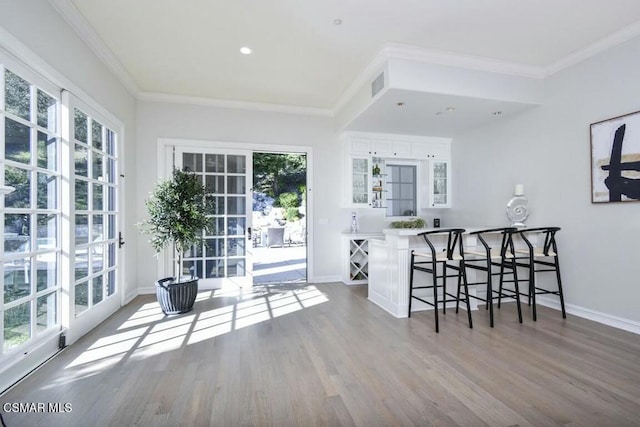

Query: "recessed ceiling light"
<box><xmin>397</xmin><ymin>102</ymin><xmax>404</xmax><ymax>107</ymax></box>
<box><xmin>493</xmin><ymin>111</ymin><xmax>503</xmax><ymax>115</ymax></box>
<box><xmin>333</xmin><ymin>19</ymin><xmax>342</xmax><ymax>25</ymax></box>
<box><xmin>435</xmin><ymin>111</ymin><xmax>443</xmax><ymax>115</ymax></box>
<box><xmin>240</xmin><ymin>47</ymin><xmax>252</xmax><ymax>55</ymax></box>
<box><xmin>446</xmin><ymin>107</ymin><xmax>455</xmax><ymax>112</ymax></box>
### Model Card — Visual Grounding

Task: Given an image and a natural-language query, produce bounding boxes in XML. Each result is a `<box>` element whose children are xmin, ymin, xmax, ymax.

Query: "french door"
<box><xmin>174</xmin><ymin>147</ymin><xmax>253</xmax><ymax>289</ymax></box>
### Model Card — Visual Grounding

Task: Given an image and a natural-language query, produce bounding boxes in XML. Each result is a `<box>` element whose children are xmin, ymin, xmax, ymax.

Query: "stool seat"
<box><xmin>514</xmin><ymin>248</ymin><xmax>557</xmax><ymax>257</ymax></box>
<box><xmin>413</xmin><ymin>251</ymin><xmax>464</xmax><ymax>261</ymax></box>
<box><xmin>465</xmin><ymin>247</ymin><xmax>515</xmax><ymax>259</ymax></box>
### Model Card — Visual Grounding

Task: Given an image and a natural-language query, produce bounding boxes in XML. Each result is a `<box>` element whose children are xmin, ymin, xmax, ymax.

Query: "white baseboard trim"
<box><xmin>536</xmin><ymin>296</ymin><xmax>640</xmax><ymax>336</ymax></box>
<box><xmin>138</xmin><ymin>286</ymin><xmax>156</xmax><ymax>295</ymax></box>
<box><xmin>308</xmin><ymin>275</ymin><xmax>341</xmax><ymax>284</ymax></box>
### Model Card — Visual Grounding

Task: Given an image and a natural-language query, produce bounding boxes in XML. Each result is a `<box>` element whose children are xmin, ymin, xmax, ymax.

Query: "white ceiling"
<box><xmin>58</xmin><ymin>0</ymin><xmax>640</xmax><ymax>133</ymax></box>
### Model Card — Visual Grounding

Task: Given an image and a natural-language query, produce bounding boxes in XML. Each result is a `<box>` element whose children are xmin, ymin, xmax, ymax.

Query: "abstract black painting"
<box><xmin>591</xmin><ymin>110</ymin><xmax>640</xmax><ymax>203</ymax></box>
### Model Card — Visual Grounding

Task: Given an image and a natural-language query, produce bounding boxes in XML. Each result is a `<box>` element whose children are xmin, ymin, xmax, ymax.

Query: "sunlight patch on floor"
<box><xmin>63</xmin><ymin>285</ymin><xmax>329</xmax><ymax>369</ymax></box>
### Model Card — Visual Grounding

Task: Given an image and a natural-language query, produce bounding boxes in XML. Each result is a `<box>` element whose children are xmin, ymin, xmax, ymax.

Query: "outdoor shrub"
<box><xmin>278</xmin><ymin>192</ymin><xmax>299</xmax><ymax>209</ymax></box>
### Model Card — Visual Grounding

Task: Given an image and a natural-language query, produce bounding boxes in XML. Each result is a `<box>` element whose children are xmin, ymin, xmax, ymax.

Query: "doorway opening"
<box><xmin>252</xmin><ymin>152</ymin><xmax>307</xmax><ymax>284</ymax></box>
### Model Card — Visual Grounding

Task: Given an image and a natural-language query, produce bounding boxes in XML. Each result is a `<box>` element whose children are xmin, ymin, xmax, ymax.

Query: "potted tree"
<box><xmin>140</xmin><ymin>168</ymin><xmax>212</xmax><ymax>315</ymax></box>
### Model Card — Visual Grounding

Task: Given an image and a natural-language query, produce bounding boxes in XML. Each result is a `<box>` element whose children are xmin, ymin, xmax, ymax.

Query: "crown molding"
<box><xmin>138</xmin><ymin>92</ymin><xmax>333</xmax><ymax>116</ymax></box>
<box><xmin>48</xmin><ymin>0</ymin><xmax>139</xmax><ymax>97</ymax></box>
<box><xmin>380</xmin><ymin>42</ymin><xmax>546</xmax><ymax>79</ymax></box>
<box><xmin>543</xmin><ymin>20</ymin><xmax>640</xmax><ymax>77</ymax></box>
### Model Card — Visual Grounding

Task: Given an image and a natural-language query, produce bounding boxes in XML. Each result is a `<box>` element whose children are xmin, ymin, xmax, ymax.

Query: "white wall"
<box><xmin>0</xmin><ymin>0</ymin><xmax>138</xmax><ymax>299</ymax></box>
<box><xmin>449</xmin><ymin>35</ymin><xmax>640</xmax><ymax>326</ymax></box>
<box><xmin>135</xmin><ymin>101</ymin><xmax>343</xmax><ymax>287</ymax></box>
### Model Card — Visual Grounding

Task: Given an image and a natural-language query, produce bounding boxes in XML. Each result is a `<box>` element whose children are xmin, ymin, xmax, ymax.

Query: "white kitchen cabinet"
<box><xmin>427</xmin><ymin>157</ymin><xmax>451</xmax><ymax>208</ymax></box>
<box><xmin>349</xmin><ymin>156</ymin><xmax>371</xmax><ymax>207</ymax></box>
<box><xmin>341</xmin><ymin>233</ymin><xmax>384</xmax><ymax>285</ymax></box>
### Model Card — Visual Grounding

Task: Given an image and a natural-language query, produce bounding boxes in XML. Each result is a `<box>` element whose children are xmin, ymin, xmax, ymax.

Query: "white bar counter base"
<box><xmin>368</xmin><ymin>228</ymin><xmax>482</xmax><ymax>318</ymax></box>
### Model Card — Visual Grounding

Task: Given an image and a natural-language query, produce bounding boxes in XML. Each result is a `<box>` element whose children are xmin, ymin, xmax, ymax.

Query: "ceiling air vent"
<box><xmin>371</xmin><ymin>72</ymin><xmax>384</xmax><ymax>98</ymax></box>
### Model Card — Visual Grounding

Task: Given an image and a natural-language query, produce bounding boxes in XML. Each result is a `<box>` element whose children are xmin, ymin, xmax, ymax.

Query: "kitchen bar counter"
<box><xmin>368</xmin><ymin>227</ymin><xmax>510</xmax><ymax>318</ymax></box>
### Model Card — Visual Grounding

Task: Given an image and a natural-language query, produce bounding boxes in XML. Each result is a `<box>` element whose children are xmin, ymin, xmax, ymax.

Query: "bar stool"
<box><xmin>513</xmin><ymin>227</ymin><xmax>567</xmax><ymax>321</ymax></box>
<box><xmin>463</xmin><ymin>227</ymin><xmax>523</xmax><ymax>327</ymax></box>
<box><xmin>408</xmin><ymin>228</ymin><xmax>473</xmax><ymax>333</ymax></box>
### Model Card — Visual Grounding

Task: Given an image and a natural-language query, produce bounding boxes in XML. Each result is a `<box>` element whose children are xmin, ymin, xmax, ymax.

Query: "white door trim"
<box><xmin>157</xmin><ymin>138</ymin><xmax>314</xmax><ymax>283</ymax></box>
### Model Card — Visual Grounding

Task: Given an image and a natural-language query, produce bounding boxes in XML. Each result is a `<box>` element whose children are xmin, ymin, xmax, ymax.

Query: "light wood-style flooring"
<box><xmin>2</xmin><ymin>283</ymin><xmax>640</xmax><ymax>426</ymax></box>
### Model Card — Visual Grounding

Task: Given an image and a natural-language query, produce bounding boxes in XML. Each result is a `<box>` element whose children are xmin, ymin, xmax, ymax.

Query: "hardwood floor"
<box><xmin>2</xmin><ymin>283</ymin><xmax>640</xmax><ymax>426</ymax></box>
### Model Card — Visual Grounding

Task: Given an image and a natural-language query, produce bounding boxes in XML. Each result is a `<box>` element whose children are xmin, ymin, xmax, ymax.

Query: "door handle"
<box><xmin>247</xmin><ymin>227</ymin><xmax>252</xmax><ymax>240</ymax></box>
<box><xmin>118</xmin><ymin>232</ymin><xmax>125</xmax><ymax>248</ymax></box>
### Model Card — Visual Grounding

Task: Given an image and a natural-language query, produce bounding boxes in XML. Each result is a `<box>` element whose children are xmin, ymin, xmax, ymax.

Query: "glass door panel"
<box><xmin>176</xmin><ymin>148</ymin><xmax>253</xmax><ymax>289</ymax></box>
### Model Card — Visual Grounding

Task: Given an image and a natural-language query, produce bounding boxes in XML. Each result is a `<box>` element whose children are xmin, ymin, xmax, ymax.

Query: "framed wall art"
<box><xmin>590</xmin><ymin>110</ymin><xmax>640</xmax><ymax>203</ymax></box>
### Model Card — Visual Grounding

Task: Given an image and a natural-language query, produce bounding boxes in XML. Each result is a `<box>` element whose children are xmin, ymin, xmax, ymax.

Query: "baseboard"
<box><xmin>137</xmin><ymin>286</ymin><xmax>156</xmax><ymax>295</ymax></box>
<box><xmin>308</xmin><ymin>275</ymin><xmax>341</xmax><ymax>284</ymax></box>
<box><xmin>536</xmin><ymin>296</ymin><xmax>640</xmax><ymax>336</ymax></box>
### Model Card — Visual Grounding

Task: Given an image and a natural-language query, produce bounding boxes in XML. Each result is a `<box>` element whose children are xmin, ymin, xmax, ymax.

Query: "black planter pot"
<box><xmin>155</xmin><ymin>277</ymin><xmax>199</xmax><ymax>315</ymax></box>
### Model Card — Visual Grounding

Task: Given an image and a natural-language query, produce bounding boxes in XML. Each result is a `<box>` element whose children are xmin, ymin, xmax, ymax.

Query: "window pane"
<box><xmin>5</xmin><ymin>118</ymin><xmax>31</xmax><ymax>164</ymax></box>
<box><xmin>91</xmin><ymin>120</ymin><xmax>103</xmax><ymax>150</ymax></box>
<box><xmin>93</xmin><ymin>183</ymin><xmax>103</xmax><ymax>211</ymax></box>
<box><xmin>204</xmin><ymin>238</ymin><xmax>224</xmax><ymax>258</ymax></box>
<box><xmin>208</xmin><ymin>196</ymin><xmax>224</xmax><ymax>215</ymax></box>
<box><xmin>184</xmin><ymin>243</ymin><xmax>203</xmax><ymax>258</ymax></box>
<box><xmin>75</xmin><ymin>144</ymin><xmax>89</xmax><ymax>177</ymax></box>
<box><xmin>75</xmin><ymin>281</ymin><xmax>89</xmax><ymax>315</ymax></box>
<box><xmin>36</xmin><ymin>214</ymin><xmax>57</xmax><ymax>248</ymax></box>
<box><xmin>227</xmin><ymin>218</ymin><xmax>246</xmax><ymax>236</ymax></box>
<box><xmin>74</xmin><ymin>109</ymin><xmax>88</xmax><ymax>143</ymax></box>
<box><xmin>227</xmin><ymin>238</ymin><xmax>246</xmax><ymax>257</ymax></box>
<box><xmin>108</xmin><ymin>243</ymin><xmax>116</xmax><ymax>268</ymax></box>
<box><xmin>36</xmin><ymin>292</ymin><xmax>57</xmax><ymax>333</ymax></box>
<box><xmin>75</xmin><ymin>253</ymin><xmax>88</xmax><ymax>282</ymax></box>
<box><xmin>107</xmin><ymin>270</ymin><xmax>116</xmax><ymax>296</ymax></box>
<box><xmin>4</xmin><ymin>302</ymin><xmax>31</xmax><ymax>352</ymax></box>
<box><xmin>37</xmin><ymin>172</ymin><xmax>56</xmax><ymax>210</ymax></box>
<box><xmin>92</xmin><ymin>275</ymin><xmax>103</xmax><ymax>305</ymax></box>
<box><xmin>4</xmin><ymin>214</ymin><xmax>30</xmax><ymax>253</ymax></box>
<box><xmin>5</xmin><ymin>166</ymin><xmax>30</xmax><ymax>208</ymax></box>
<box><xmin>227</xmin><ymin>259</ymin><xmax>246</xmax><ymax>277</ymax></box>
<box><xmin>36</xmin><ymin>253</ymin><xmax>57</xmax><ymax>292</ymax></box>
<box><xmin>106</xmin><ymin>158</ymin><xmax>116</xmax><ymax>183</ymax></box>
<box><xmin>107</xmin><ymin>185</ymin><xmax>116</xmax><ymax>211</ymax></box>
<box><xmin>92</xmin><ymin>152</ymin><xmax>103</xmax><ymax>180</ymax></box>
<box><xmin>206</xmin><ymin>259</ymin><xmax>224</xmax><ymax>278</ymax></box>
<box><xmin>227</xmin><ymin>176</ymin><xmax>245</xmax><ymax>194</ymax></box>
<box><xmin>37</xmin><ymin>131</ymin><xmax>57</xmax><ymax>170</ymax></box>
<box><xmin>5</xmin><ymin>69</ymin><xmax>30</xmax><ymax>121</ymax></box>
<box><xmin>205</xmin><ymin>154</ymin><xmax>224</xmax><ymax>172</ymax></box>
<box><xmin>182</xmin><ymin>153</ymin><xmax>202</xmax><ymax>172</ymax></box>
<box><xmin>106</xmin><ymin>128</ymin><xmax>115</xmax><ymax>156</ymax></box>
<box><xmin>75</xmin><ymin>214</ymin><xmax>89</xmax><ymax>245</ymax></box>
<box><xmin>205</xmin><ymin>175</ymin><xmax>224</xmax><ymax>194</ymax></box>
<box><xmin>107</xmin><ymin>215</ymin><xmax>116</xmax><ymax>239</ymax></box>
<box><xmin>182</xmin><ymin>260</ymin><xmax>202</xmax><ymax>279</ymax></box>
<box><xmin>91</xmin><ymin>245</ymin><xmax>104</xmax><ymax>274</ymax></box>
<box><xmin>227</xmin><ymin>196</ymin><xmax>246</xmax><ymax>215</ymax></box>
<box><xmin>75</xmin><ymin>180</ymin><xmax>88</xmax><ymax>211</ymax></box>
<box><xmin>227</xmin><ymin>155</ymin><xmax>245</xmax><ymax>173</ymax></box>
<box><xmin>37</xmin><ymin>89</ymin><xmax>57</xmax><ymax>131</ymax></box>
<box><xmin>92</xmin><ymin>214</ymin><xmax>103</xmax><ymax>242</ymax></box>
<box><xmin>3</xmin><ymin>258</ymin><xmax>30</xmax><ymax>303</ymax></box>
<box><xmin>211</xmin><ymin>217</ymin><xmax>224</xmax><ymax>236</ymax></box>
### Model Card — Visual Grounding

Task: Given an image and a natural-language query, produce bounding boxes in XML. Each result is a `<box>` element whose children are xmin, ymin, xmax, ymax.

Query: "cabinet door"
<box><xmin>392</xmin><ymin>140</ymin><xmax>412</xmax><ymax>158</ymax></box>
<box><xmin>350</xmin><ymin>156</ymin><xmax>371</xmax><ymax>207</ymax></box>
<box><xmin>428</xmin><ymin>157</ymin><xmax>451</xmax><ymax>208</ymax></box>
<box><xmin>370</xmin><ymin>138</ymin><xmax>393</xmax><ymax>157</ymax></box>
<box><xmin>350</xmin><ymin>137</ymin><xmax>371</xmax><ymax>155</ymax></box>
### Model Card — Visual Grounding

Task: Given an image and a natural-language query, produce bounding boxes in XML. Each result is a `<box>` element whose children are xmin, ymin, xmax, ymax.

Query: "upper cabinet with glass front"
<box><xmin>350</xmin><ymin>156</ymin><xmax>370</xmax><ymax>207</ymax></box>
<box><xmin>427</xmin><ymin>157</ymin><xmax>451</xmax><ymax>208</ymax></box>
<box><xmin>343</xmin><ymin>132</ymin><xmax>452</xmax><ymax>211</ymax></box>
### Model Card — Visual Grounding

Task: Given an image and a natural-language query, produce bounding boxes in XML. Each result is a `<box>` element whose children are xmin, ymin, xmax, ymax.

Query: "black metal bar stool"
<box><xmin>463</xmin><ymin>227</ymin><xmax>523</xmax><ymax>327</ymax></box>
<box><xmin>408</xmin><ymin>228</ymin><xmax>472</xmax><ymax>333</ymax></box>
<box><xmin>513</xmin><ymin>227</ymin><xmax>567</xmax><ymax>321</ymax></box>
